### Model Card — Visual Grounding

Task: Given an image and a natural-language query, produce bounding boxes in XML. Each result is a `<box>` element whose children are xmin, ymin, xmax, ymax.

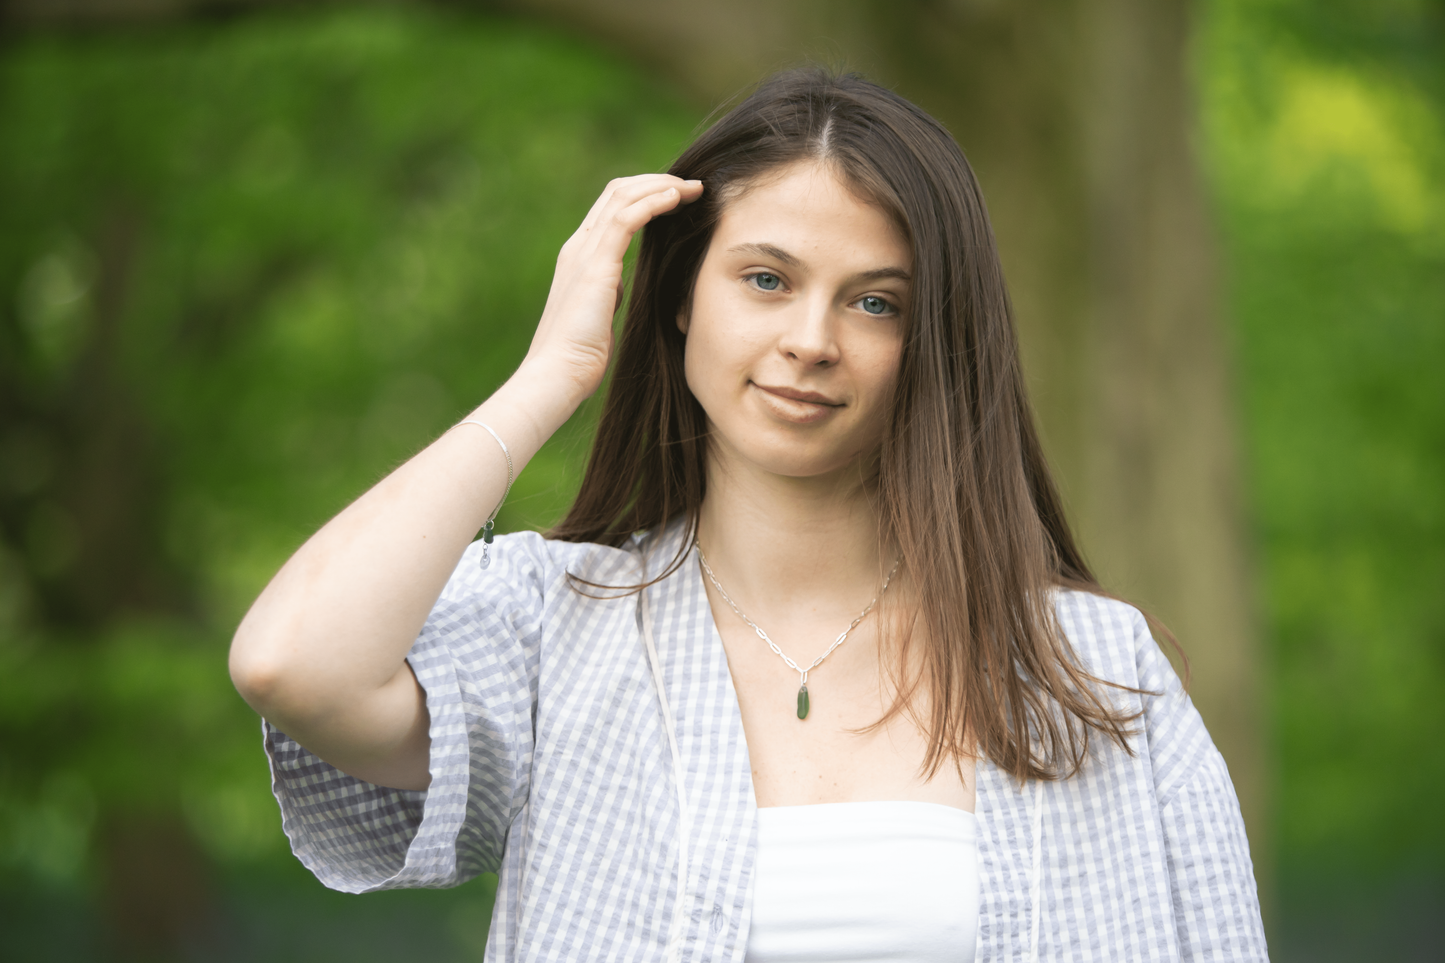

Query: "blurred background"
<box><xmin>0</xmin><ymin>0</ymin><xmax>1439</xmax><ymax>960</ymax></box>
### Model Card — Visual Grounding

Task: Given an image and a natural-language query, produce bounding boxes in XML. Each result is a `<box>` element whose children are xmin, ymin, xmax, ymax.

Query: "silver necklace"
<box><xmin>697</xmin><ymin>548</ymin><xmax>900</xmax><ymax>720</ymax></box>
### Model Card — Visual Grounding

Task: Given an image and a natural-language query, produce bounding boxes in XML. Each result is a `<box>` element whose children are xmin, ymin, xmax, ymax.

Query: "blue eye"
<box><xmin>752</xmin><ymin>273</ymin><xmax>781</xmax><ymax>291</ymax></box>
<box><xmin>859</xmin><ymin>296</ymin><xmax>891</xmax><ymax>315</ymax></box>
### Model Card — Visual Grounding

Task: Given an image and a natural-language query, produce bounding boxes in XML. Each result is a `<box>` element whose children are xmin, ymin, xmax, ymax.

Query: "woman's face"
<box><xmin>681</xmin><ymin>161</ymin><xmax>911</xmax><ymax>482</ymax></box>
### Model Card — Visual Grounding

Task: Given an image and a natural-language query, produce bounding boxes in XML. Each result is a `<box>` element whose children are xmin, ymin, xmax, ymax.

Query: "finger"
<box><xmin>543</xmin><ymin>185</ymin><xmax>683</xmax><ymax>320</ymax></box>
<box><xmin>660</xmin><ymin>178</ymin><xmax>704</xmax><ymax>212</ymax></box>
<box><xmin>574</xmin><ymin>177</ymin><xmax>630</xmax><ymax>236</ymax></box>
<box><xmin>572</xmin><ymin>184</ymin><xmax>684</xmax><ymax>265</ymax></box>
<box><xmin>579</xmin><ymin>175</ymin><xmax>697</xmax><ymax>236</ymax></box>
<box><xmin>594</xmin><ymin>176</ymin><xmax>692</xmax><ymax>222</ymax></box>
<box><xmin>574</xmin><ymin>175</ymin><xmax>674</xmax><ymax>236</ymax></box>
<box><xmin>595</xmin><ymin>187</ymin><xmax>688</xmax><ymax>253</ymax></box>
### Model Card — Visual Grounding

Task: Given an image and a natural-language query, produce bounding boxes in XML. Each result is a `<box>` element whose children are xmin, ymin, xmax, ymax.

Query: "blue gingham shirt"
<box><xmin>265</xmin><ymin>522</ymin><xmax>1268</xmax><ymax>961</ymax></box>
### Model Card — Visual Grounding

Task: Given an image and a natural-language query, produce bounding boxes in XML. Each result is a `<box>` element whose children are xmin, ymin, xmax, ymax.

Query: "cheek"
<box><xmin>681</xmin><ymin>330</ymin><xmax>707</xmax><ymax>401</ymax></box>
<box><xmin>681</xmin><ymin>306</ymin><xmax>734</xmax><ymax>410</ymax></box>
<box><xmin>858</xmin><ymin>337</ymin><xmax>904</xmax><ymax>403</ymax></box>
<box><xmin>682</xmin><ymin>281</ymin><xmax>759</xmax><ymax>389</ymax></box>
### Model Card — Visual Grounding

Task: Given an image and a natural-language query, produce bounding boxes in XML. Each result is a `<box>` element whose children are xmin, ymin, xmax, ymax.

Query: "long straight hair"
<box><xmin>550</xmin><ymin>68</ymin><xmax>1158</xmax><ymax>781</ymax></box>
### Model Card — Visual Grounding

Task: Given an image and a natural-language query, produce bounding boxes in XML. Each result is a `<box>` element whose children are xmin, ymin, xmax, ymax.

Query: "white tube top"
<box><xmin>744</xmin><ymin>801</ymin><xmax>978</xmax><ymax>963</ymax></box>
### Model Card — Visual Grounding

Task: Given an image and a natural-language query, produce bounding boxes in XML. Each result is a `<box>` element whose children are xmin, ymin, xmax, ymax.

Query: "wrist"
<box><xmin>514</xmin><ymin>357</ymin><xmax>596</xmax><ymax>414</ymax></box>
<box><xmin>472</xmin><ymin>361</ymin><xmax>586</xmax><ymax>456</ymax></box>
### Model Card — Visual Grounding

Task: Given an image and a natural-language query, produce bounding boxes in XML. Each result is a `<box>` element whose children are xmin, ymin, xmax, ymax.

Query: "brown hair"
<box><xmin>550</xmin><ymin>68</ymin><xmax>1161</xmax><ymax>782</ymax></box>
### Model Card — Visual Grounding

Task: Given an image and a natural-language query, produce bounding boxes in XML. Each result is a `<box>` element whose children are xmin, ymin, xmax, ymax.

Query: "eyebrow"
<box><xmin>726</xmin><ymin>242</ymin><xmax>911</xmax><ymax>284</ymax></box>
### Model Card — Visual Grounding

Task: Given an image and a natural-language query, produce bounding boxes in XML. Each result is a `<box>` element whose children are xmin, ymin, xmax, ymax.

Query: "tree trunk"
<box><xmin>99</xmin><ymin>809</ymin><xmax>217</xmax><ymax>962</ymax></box>
<box><xmin>0</xmin><ymin>198</ymin><xmax>212</xmax><ymax>957</ymax></box>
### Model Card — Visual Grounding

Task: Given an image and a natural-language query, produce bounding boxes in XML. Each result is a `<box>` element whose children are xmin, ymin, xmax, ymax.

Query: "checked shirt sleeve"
<box><xmin>263</xmin><ymin>533</ymin><xmax>547</xmax><ymax>894</ymax></box>
<box><xmin>1135</xmin><ymin>613</ymin><xmax>1270</xmax><ymax>961</ymax></box>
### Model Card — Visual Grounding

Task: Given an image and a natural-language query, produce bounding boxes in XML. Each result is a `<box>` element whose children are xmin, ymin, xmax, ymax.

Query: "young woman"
<box><xmin>230</xmin><ymin>70</ymin><xmax>1267</xmax><ymax>962</ymax></box>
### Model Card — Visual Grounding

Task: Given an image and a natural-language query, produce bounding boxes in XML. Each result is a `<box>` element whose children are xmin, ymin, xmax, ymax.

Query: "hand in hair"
<box><xmin>523</xmin><ymin>174</ymin><xmax>703</xmax><ymax>402</ymax></box>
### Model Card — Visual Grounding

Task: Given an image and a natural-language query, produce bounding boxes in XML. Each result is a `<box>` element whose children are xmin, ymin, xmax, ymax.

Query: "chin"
<box><xmin>723</xmin><ymin>439</ymin><xmax>872</xmax><ymax>481</ymax></box>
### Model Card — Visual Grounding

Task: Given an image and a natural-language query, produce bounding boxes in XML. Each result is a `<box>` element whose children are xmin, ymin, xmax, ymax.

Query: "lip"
<box><xmin>749</xmin><ymin>382</ymin><xmax>844</xmax><ymax>425</ymax></box>
<box><xmin>752</xmin><ymin>383</ymin><xmax>843</xmax><ymax>406</ymax></box>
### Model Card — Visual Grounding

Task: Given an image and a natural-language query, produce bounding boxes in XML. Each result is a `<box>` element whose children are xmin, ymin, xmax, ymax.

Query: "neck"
<box><xmin>696</xmin><ymin>450</ymin><xmax>890</xmax><ymax>620</ymax></box>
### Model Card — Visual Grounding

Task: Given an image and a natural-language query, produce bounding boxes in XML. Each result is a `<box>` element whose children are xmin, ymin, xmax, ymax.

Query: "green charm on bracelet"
<box><xmin>449</xmin><ymin>419</ymin><xmax>513</xmax><ymax>572</ymax></box>
<box><xmin>796</xmin><ymin>684</ymin><xmax>810</xmax><ymax>720</ymax></box>
<box><xmin>479</xmin><ymin>520</ymin><xmax>495</xmax><ymax>568</ymax></box>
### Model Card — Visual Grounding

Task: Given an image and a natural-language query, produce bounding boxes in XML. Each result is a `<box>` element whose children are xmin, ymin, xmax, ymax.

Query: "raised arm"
<box><xmin>229</xmin><ymin>175</ymin><xmax>703</xmax><ymax>791</ymax></box>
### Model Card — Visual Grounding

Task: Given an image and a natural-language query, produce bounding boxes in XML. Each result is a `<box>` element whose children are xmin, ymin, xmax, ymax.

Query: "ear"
<box><xmin>675</xmin><ymin>302</ymin><xmax>690</xmax><ymax>335</ymax></box>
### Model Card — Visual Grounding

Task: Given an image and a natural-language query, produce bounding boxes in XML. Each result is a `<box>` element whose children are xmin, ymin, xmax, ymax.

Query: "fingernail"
<box><xmin>685</xmin><ymin>179</ymin><xmax>702</xmax><ymax>186</ymax></box>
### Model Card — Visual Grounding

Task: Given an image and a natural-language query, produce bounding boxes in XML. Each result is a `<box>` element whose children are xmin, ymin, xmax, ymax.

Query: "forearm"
<box><xmin>229</xmin><ymin>363</ymin><xmax>578</xmax><ymax>777</ymax></box>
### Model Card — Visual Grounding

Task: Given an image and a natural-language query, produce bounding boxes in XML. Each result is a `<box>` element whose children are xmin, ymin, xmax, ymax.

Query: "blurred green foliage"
<box><xmin>1201</xmin><ymin>0</ymin><xmax>1445</xmax><ymax>943</ymax></box>
<box><xmin>0</xmin><ymin>6</ymin><xmax>695</xmax><ymax>958</ymax></box>
<box><xmin>0</xmin><ymin>0</ymin><xmax>1440</xmax><ymax>958</ymax></box>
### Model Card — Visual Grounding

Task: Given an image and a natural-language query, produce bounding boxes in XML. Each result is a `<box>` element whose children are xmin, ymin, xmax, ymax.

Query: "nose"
<box><xmin>776</xmin><ymin>293</ymin><xmax>840</xmax><ymax>368</ymax></box>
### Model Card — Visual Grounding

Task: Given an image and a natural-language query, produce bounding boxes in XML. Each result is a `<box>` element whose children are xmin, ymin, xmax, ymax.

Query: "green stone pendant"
<box><xmin>796</xmin><ymin>684</ymin><xmax>810</xmax><ymax>720</ymax></box>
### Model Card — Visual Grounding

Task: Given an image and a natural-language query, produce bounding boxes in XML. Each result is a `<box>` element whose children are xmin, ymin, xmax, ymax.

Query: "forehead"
<box><xmin>710</xmin><ymin>162</ymin><xmax>911</xmax><ymax>270</ymax></box>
